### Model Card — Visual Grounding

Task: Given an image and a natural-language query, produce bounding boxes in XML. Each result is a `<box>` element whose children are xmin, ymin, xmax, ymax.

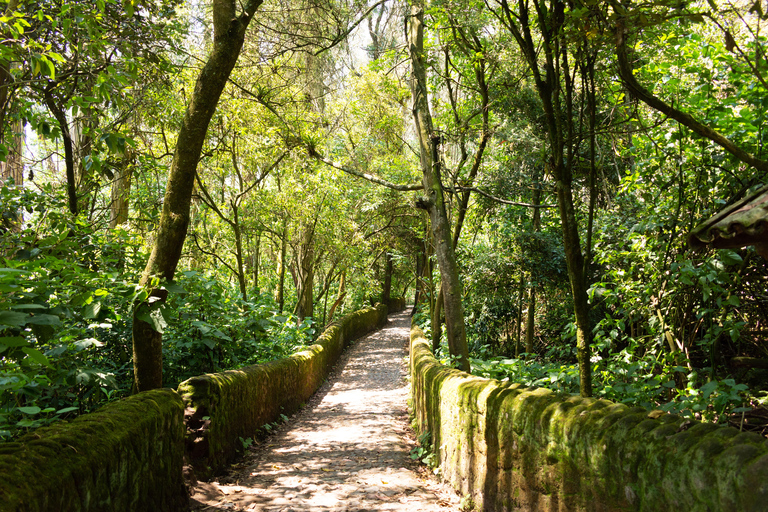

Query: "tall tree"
<box><xmin>489</xmin><ymin>0</ymin><xmax>594</xmax><ymax>396</ymax></box>
<box><xmin>407</xmin><ymin>1</ymin><xmax>470</xmax><ymax>372</ymax></box>
<box><xmin>132</xmin><ymin>0</ymin><xmax>265</xmax><ymax>392</ymax></box>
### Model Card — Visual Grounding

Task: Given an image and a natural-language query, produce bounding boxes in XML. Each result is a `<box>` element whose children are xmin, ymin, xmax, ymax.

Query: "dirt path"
<box><xmin>189</xmin><ymin>310</ymin><xmax>460</xmax><ymax>512</ymax></box>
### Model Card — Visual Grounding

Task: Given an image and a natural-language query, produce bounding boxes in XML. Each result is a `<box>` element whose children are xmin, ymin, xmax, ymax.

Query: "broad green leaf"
<box><xmin>718</xmin><ymin>249</ymin><xmax>743</xmax><ymax>266</ymax></box>
<box><xmin>22</xmin><ymin>347</ymin><xmax>51</xmax><ymax>367</ymax></box>
<box><xmin>700</xmin><ymin>381</ymin><xmax>718</xmax><ymax>399</ymax></box>
<box><xmin>17</xmin><ymin>406</ymin><xmax>41</xmax><ymax>415</ymax></box>
<box><xmin>0</xmin><ymin>336</ymin><xmax>29</xmax><ymax>348</ymax></box>
<box><xmin>83</xmin><ymin>302</ymin><xmax>102</xmax><ymax>319</ymax></box>
<box><xmin>25</xmin><ymin>314</ymin><xmax>61</xmax><ymax>326</ymax></box>
<box><xmin>136</xmin><ymin>305</ymin><xmax>167</xmax><ymax>334</ymax></box>
<box><xmin>163</xmin><ymin>282</ymin><xmax>187</xmax><ymax>294</ymax></box>
<box><xmin>0</xmin><ymin>311</ymin><xmax>27</xmax><ymax>327</ymax></box>
<box><xmin>8</xmin><ymin>304</ymin><xmax>44</xmax><ymax>312</ymax></box>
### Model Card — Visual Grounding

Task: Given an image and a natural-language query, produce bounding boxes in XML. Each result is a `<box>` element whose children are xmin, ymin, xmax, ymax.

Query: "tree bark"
<box><xmin>524</xmin><ymin>174</ymin><xmax>542</xmax><ymax>354</ymax></box>
<box><xmin>294</xmin><ymin>223</ymin><xmax>315</xmax><ymax>321</ymax></box>
<box><xmin>407</xmin><ymin>3</ymin><xmax>469</xmax><ymax>372</ymax></box>
<box><xmin>327</xmin><ymin>271</ymin><xmax>346</xmax><ymax>324</ymax></box>
<box><xmin>131</xmin><ymin>0</ymin><xmax>264</xmax><ymax>392</ymax></box>
<box><xmin>431</xmin><ymin>286</ymin><xmax>443</xmax><ymax>352</ymax></box>
<box><xmin>252</xmin><ymin>231</ymin><xmax>261</xmax><ymax>295</ymax></box>
<box><xmin>232</xmin><ymin>204</ymin><xmax>247</xmax><ymax>301</ymax></box>
<box><xmin>276</xmin><ymin>219</ymin><xmax>288</xmax><ymax>313</ymax></box>
<box><xmin>382</xmin><ymin>251</ymin><xmax>393</xmax><ymax>305</ymax></box>
<box><xmin>109</xmin><ymin>159</ymin><xmax>133</xmax><ymax>228</ymax></box>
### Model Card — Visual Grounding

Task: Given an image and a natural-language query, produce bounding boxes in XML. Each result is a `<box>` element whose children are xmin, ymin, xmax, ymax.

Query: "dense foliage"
<box><xmin>2</xmin><ymin>0</ymin><xmax>768</xmax><ymax>438</ymax></box>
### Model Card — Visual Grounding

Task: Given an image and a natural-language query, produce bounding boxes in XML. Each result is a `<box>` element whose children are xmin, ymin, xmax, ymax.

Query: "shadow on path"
<box><xmin>189</xmin><ymin>311</ymin><xmax>460</xmax><ymax>512</ymax></box>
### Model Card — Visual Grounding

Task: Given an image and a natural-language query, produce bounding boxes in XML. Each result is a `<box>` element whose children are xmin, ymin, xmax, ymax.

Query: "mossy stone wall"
<box><xmin>386</xmin><ymin>297</ymin><xmax>406</xmax><ymax>313</ymax></box>
<box><xmin>179</xmin><ymin>303</ymin><xmax>388</xmax><ymax>478</ymax></box>
<box><xmin>0</xmin><ymin>388</ymin><xmax>187</xmax><ymax>512</ymax></box>
<box><xmin>410</xmin><ymin>325</ymin><xmax>768</xmax><ymax>512</ymax></box>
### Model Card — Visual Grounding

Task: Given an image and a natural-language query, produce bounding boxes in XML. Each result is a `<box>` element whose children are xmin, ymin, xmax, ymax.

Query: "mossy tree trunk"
<box><xmin>294</xmin><ymin>223</ymin><xmax>316</xmax><ymax>322</ymax></box>
<box><xmin>276</xmin><ymin>219</ymin><xmax>288</xmax><ymax>313</ymax></box>
<box><xmin>132</xmin><ymin>0</ymin><xmax>265</xmax><ymax>392</ymax></box>
<box><xmin>407</xmin><ymin>3</ymin><xmax>469</xmax><ymax>372</ymax></box>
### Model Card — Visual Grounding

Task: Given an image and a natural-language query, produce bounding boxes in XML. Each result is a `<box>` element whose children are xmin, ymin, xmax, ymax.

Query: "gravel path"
<box><xmin>189</xmin><ymin>310</ymin><xmax>460</xmax><ymax>512</ymax></box>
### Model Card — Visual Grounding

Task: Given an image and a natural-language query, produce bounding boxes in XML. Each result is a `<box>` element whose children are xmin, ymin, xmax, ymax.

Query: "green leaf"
<box><xmin>718</xmin><ymin>249</ymin><xmax>743</xmax><ymax>266</ymax></box>
<box><xmin>22</xmin><ymin>347</ymin><xmax>51</xmax><ymax>367</ymax></box>
<box><xmin>10</xmin><ymin>304</ymin><xmax>45</xmax><ymax>310</ymax></box>
<box><xmin>0</xmin><ymin>336</ymin><xmax>29</xmax><ymax>348</ymax></box>
<box><xmin>25</xmin><ymin>314</ymin><xmax>61</xmax><ymax>326</ymax></box>
<box><xmin>162</xmin><ymin>282</ymin><xmax>187</xmax><ymax>294</ymax></box>
<box><xmin>56</xmin><ymin>407</ymin><xmax>79</xmax><ymax>415</ymax></box>
<box><xmin>700</xmin><ymin>381</ymin><xmax>718</xmax><ymax>399</ymax></box>
<box><xmin>17</xmin><ymin>406</ymin><xmax>41</xmax><ymax>415</ymax></box>
<box><xmin>136</xmin><ymin>305</ymin><xmax>167</xmax><ymax>334</ymax></box>
<box><xmin>83</xmin><ymin>302</ymin><xmax>102</xmax><ymax>319</ymax></box>
<box><xmin>0</xmin><ymin>311</ymin><xmax>28</xmax><ymax>327</ymax></box>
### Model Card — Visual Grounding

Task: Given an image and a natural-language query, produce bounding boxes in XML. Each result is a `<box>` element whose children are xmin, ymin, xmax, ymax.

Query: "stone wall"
<box><xmin>179</xmin><ymin>304</ymin><xmax>388</xmax><ymax>477</ymax></box>
<box><xmin>387</xmin><ymin>296</ymin><xmax>407</xmax><ymax>313</ymax></box>
<box><xmin>0</xmin><ymin>304</ymin><xmax>390</xmax><ymax>510</ymax></box>
<box><xmin>0</xmin><ymin>388</ymin><xmax>187</xmax><ymax>511</ymax></box>
<box><xmin>410</xmin><ymin>325</ymin><xmax>768</xmax><ymax>512</ymax></box>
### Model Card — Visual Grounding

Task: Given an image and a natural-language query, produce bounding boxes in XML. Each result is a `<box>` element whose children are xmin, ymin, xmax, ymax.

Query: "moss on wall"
<box><xmin>179</xmin><ymin>303</ymin><xmax>388</xmax><ymax>478</ymax></box>
<box><xmin>0</xmin><ymin>388</ymin><xmax>187</xmax><ymax>512</ymax></box>
<box><xmin>387</xmin><ymin>297</ymin><xmax>406</xmax><ymax>313</ymax></box>
<box><xmin>410</xmin><ymin>325</ymin><xmax>768</xmax><ymax>512</ymax></box>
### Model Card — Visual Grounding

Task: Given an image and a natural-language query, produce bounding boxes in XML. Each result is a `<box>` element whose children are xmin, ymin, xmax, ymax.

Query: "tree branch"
<box><xmin>456</xmin><ymin>186</ymin><xmax>556</xmax><ymax>208</ymax></box>
<box><xmin>614</xmin><ymin>18</ymin><xmax>768</xmax><ymax>174</ymax></box>
<box><xmin>310</xmin><ymin>151</ymin><xmax>424</xmax><ymax>191</ymax></box>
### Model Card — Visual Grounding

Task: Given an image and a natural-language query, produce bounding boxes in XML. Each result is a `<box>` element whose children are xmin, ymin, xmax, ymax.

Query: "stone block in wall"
<box><xmin>0</xmin><ymin>388</ymin><xmax>187</xmax><ymax>512</ymax></box>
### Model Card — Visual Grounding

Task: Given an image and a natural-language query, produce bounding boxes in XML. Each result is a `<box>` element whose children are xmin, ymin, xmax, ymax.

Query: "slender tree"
<box><xmin>132</xmin><ymin>0</ymin><xmax>265</xmax><ymax>392</ymax></box>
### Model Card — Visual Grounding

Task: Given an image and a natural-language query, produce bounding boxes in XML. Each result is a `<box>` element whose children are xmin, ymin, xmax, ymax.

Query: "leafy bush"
<box><xmin>0</xmin><ymin>184</ymin><xmax>141</xmax><ymax>439</ymax></box>
<box><xmin>162</xmin><ymin>271</ymin><xmax>317</xmax><ymax>386</ymax></box>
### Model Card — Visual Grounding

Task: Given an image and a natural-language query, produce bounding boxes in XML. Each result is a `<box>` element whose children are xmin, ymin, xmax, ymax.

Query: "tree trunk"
<box><xmin>382</xmin><ymin>251</ymin><xmax>393</xmax><ymax>305</ymax></box>
<box><xmin>327</xmin><ymin>272</ymin><xmax>346</xmax><ymax>325</ymax></box>
<box><xmin>524</xmin><ymin>174</ymin><xmax>542</xmax><ymax>354</ymax></box>
<box><xmin>294</xmin><ymin>224</ymin><xmax>315</xmax><ymax>321</ymax></box>
<box><xmin>232</xmin><ymin>204</ymin><xmax>247</xmax><ymax>301</ymax></box>
<box><xmin>0</xmin><ymin>0</ymin><xmax>20</xmax><ymax>154</ymax></box>
<box><xmin>496</xmin><ymin>0</ymin><xmax>591</xmax><ymax>395</ymax></box>
<box><xmin>252</xmin><ymin>232</ymin><xmax>261</xmax><ymax>295</ymax></box>
<box><xmin>431</xmin><ymin>286</ymin><xmax>443</xmax><ymax>352</ymax></box>
<box><xmin>109</xmin><ymin>157</ymin><xmax>133</xmax><ymax>228</ymax></box>
<box><xmin>515</xmin><ymin>275</ymin><xmax>524</xmax><ymax>357</ymax></box>
<box><xmin>276</xmin><ymin>219</ymin><xmax>288</xmax><ymax>313</ymax></box>
<box><xmin>131</xmin><ymin>0</ymin><xmax>264</xmax><ymax>392</ymax></box>
<box><xmin>407</xmin><ymin>3</ymin><xmax>469</xmax><ymax>372</ymax></box>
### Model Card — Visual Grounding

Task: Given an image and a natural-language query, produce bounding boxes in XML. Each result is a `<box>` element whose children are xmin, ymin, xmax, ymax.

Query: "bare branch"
<box><xmin>456</xmin><ymin>186</ymin><xmax>556</xmax><ymax>208</ymax></box>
